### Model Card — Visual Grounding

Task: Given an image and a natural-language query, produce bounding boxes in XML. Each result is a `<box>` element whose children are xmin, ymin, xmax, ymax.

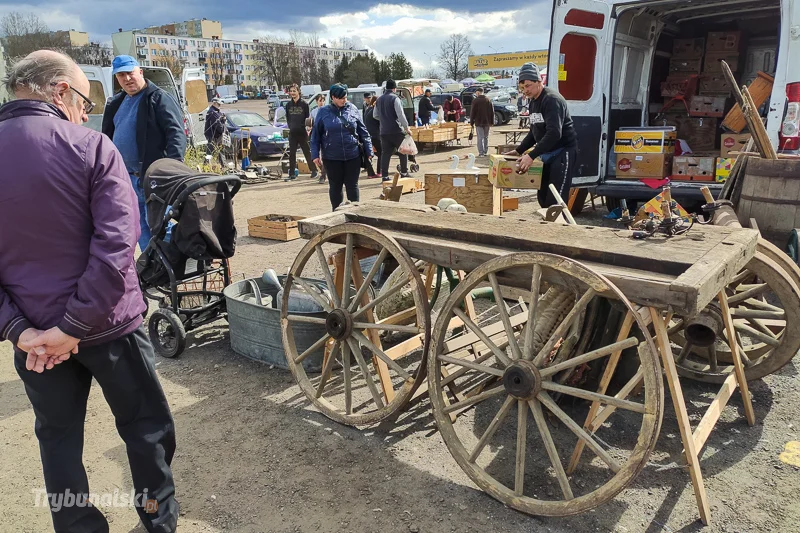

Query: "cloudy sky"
<box><xmin>0</xmin><ymin>1</ymin><xmax>553</xmax><ymax>73</ymax></box>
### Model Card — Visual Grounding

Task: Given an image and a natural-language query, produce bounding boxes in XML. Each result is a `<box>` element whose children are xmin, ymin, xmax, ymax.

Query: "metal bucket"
<box><xmin>223</xmin><ymin>275</ymin><xmax>328</xmax><ymax>372</ymax></box>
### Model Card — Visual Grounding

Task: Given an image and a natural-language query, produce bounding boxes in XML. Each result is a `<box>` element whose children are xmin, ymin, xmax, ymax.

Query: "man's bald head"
<box><xmin>4</xmin><ymin>50</ymin><xmax>86</xmax><ymax>103</ymax></box>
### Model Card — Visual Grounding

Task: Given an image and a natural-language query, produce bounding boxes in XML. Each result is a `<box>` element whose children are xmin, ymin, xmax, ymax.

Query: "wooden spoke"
<box><xmin>292</xmin><ymin>276</ymin><xmax>333</xmax><ymax>312</ymax></box>
<box><xmin>469</xmin><ymin>395</ymin><xmax>515</xmax><ymax>463</ymax></box>
<box><xmin>735</xmin><ymin>322</ymin><xmax>780</xmax><ymax>347</ymax></box>
<box><xmin>539</xmin><ymin>337</ymin><xmax>639</xmax><ymax>378</ymax></box>
<box><xmin>541</xmin><ymin>381</ymin><xmax>647</xmax><ymax>414</ymax></box>
<box><xmin>342</xmin><ymin>340</ymin><xmax>352</xmax><ymax>414</ymax></box>
<box><xmin>515</xmin><ymin>400</ymin><xmax>528</xmax><ymax>496</ymax></box>
<box><xmin>741</xmin><ymin>297</ymin><xmax>783</xmax><ymax>313</ymax></box>
<box><xmin>287</xmin><ymin>315</ymin><xmax>327</xmax><ymax>325</ymax></box>
<box><xmin>315</xmin><ymin>245</ymin><xmax>341</xmax><ymax>308</ymax></box>
<box><xmin>437</xmin><ymin>355</ymin><xmax>505</xmax><ymax>378</ymax></box>
<box><xmin>708</xmin><ymin>343</ymin><xmax>718</xmax><ymax>373</ymax></box>
<box><xmin>730</xmin><ymin>308</ymin><xmax>785</xmax><ymax>320</ymax></box>
<box><xmin>352</xmin><ymin>276</ymin><xmax>408</xmax><ymax>320</ymax></box>
<box><xmin>347</xmin><ymin>338</ymin><xmax>385</xmax><ymax>409</ymax></box>
<box><xmin>729</xmin><ymin>269</ymin><xmax>755</xmax><ymax>287</ymax></box>
<box><xmin>532</xmin><ymin>289</ymin><xmax>596</xmax><ymax>365</ymax></box>
<box><xmin>675</xmin><ymin>341</ymin><xmax>693</xmax><ymax>364</ymax></box>
<box><xmin>452</xmin><ymin>307</ymin><xmax>512</xmax><ymax>367</ymax></box>
<box><xmin>315</xmin><ymin>341</ymin><xmax>340</xmax><ymax>398</ymax></box>
<box><xmin>488</xmin><ymin>272</ymin><xmax>523</xmax><ymax>360</ymax></box>
<box><xmin>352</xmin><ymin>322</ymin><xmax>421</xmax><ymax>335</ymax></box>
<box><xmin>529</xmin><ymin>399</ymin><xmax>574</xmax><ymax>500</ymax></box>
<box><xmin>538</xmin><ymin>391</ymin><xmax>621</xmax><ymax>473</ymax></box>
<box><xmin>442</xmin><ymin>383</ymin><xmax>505</xmax><ymax>415</ymax></box>
<box><xmin>341</xmin><ymin>233</ymin><xmax>354</xmax><ymax>308</ymax></box>
<box><xmin>294</xmin><ymin>333</ymin><xmax>331</xmax><ymax>364</ymax></box>
<box><xmin>347</xmin><ymin>248</ymin><xmax>389</xmax><ymax>313</ymax></box>
<box><xmin>440</xmin><ymin>349</ymin><xmax>497</xmax><ymax>388</ymax></box>
<box><xmin>728</xmin><ymin>283</ymin><xmax>769</xmax><ymax>305</ymax></box>
<box><xmin>521</xmin><ymin>264</ymin><xmax>542</xmax><ymax>361</ymax></box>
<box><xmin>743</xmin><ymin>317</ymin><xmax>778</xmax><ymax>339</ymax></box>
<box><xmin>351</xmin><ymin>330</ymin><xmax>413</xmax><ymax>380</ymax></box>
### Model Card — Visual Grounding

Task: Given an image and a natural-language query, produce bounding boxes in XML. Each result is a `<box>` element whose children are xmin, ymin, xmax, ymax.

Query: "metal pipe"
<box><xmin>684</xmin><ymin>305</ymin><xmax>724</xmax><ymax>348</ymax></box>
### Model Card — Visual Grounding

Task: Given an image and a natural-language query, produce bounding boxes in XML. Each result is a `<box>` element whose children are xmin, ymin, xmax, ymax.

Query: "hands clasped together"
<box><xmin>17</xmin><ymin>327</ymin><xmax>80</xmax><ymax>373</ymax></box>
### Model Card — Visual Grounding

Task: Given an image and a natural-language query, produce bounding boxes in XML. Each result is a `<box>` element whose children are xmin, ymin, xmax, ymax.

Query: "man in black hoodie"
<box><xmin>418</xmin><ymin>89</ymin><xmax>437</xmax><ymax>125</ymax></box>
<box><xmin>285</xmin><ymin>84</ymin><xmax>318</xmax><ymax>180</ymax></box>
<box><xmin>505</xmin><ymin>62</ymin><xmax>578</xmax><ymax>208</ymax></box>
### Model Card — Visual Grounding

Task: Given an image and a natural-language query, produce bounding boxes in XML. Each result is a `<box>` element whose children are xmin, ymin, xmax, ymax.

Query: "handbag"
<box><xmin>221</xmin><ymin>129</ymin><xmax>232</xmax><ymax>148</ymax></box>
<box><xmin>468</xmin><ymin>125</ymin><xmax>474</xmax><ymax>141</ymax></box>
<box><xmin>336</xmin><ymin>111</ymin><xmax>370</xmax><ymax>169</ymax></box>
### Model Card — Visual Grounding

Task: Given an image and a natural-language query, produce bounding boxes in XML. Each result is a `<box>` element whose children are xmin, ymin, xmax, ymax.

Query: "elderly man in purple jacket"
<box><xmin>0</xmin><ymin>51</ymin><xmax>178</xmax><ymax>533</ymax></box>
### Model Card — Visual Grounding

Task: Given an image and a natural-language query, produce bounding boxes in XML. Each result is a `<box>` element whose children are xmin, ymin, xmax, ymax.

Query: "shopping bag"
<box><xmin>222</xmin><ymin>130</ymin><xmax>232</xmax><ymax>147</ymax></box>
<box><xmin>399</xmin><ymin>134</ymin><xmax>418</xmax><ymax>156</ymax></box>
<box><xmin>437</xmin><ymin>107</ymin><xmax>445</xmax><ymax>123</ymax></box>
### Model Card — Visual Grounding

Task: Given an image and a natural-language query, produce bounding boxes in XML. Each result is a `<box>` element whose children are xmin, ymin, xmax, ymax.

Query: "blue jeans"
<box><xmin>130</xmin><ymin>174</ymin><xmax>151</xmax><ymax>251</ymax></box>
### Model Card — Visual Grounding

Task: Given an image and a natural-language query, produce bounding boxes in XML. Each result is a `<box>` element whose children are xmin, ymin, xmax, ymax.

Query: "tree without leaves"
<box><xmin>0</xmin><ymin>11</ymin><xmax>55</xmax><ymax>62</ymax></box>
<box><xmin>253</xmin><ymin>36</ymin><xmax>300</xmax><ymax>89</ymax></box>
<box><xmin>437</xmin><ymin>34</ymin><xmax>473</xmax><ymax>80</ymax></box>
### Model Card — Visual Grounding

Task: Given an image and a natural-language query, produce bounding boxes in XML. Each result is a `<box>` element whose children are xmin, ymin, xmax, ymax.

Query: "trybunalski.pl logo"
<box><xmin>33</xmin><ymin>488</ymin><xmax>159</xmax><ymax>514</ymax></box>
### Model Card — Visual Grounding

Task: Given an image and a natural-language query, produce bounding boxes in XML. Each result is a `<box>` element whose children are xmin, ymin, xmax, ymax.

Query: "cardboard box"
<box><xmin>669</xmin><ymin>57</ymin><xmax>703</xmax><ymax>74</ymax></box>
<box><xmin>703</xmin><ymin>52</ymin><xmax>740</xmax><ymax>74</ymax></box>
<box><xmin>247</xmin><ymin>214</ymin><xmax>305</xmax><ymax>241</ymax></box>
<box><xmin>706</xmin><ymin>31</ymin><xmax>742</xmax><ymax>53</ymax></box>
<box><xmin>614</xmin><ymin>129</ymin><xmax>677</xmax><ymax>154</ymax></box>
<box><xmin>689</xmin><ymin>95</ymin><xmax>727</xmax><ymax>118</ymax></box>
<box><xmin>716</xmin><ymin>157</ymin><xmax>734</xmax><ymax>183</ymax></box>
<box><xmin>720</xmin><ymin>133</ymin><xmax>751</xmax><ymax>157</ymax></box>
<box><xmin>615</xmin><ymin>153</ymin><xmax>673</xmax><ymax>178</ymax></box>
<box><xmin>699</xmin><ymin>73</ymin><xmax>730</xmax><ymax>95</ymax></box>
<box><xmin>661</xmin><ymin>76</ymin><xmax>694</xmax><ymax>98</ymax></box>
<box><xmin>488</xmin><ymin>154</ymin><xmax>543</xmax><ymax>189</ymax></box>
<box><xmin>673</xmin><ymin>38</ymin><xmax>705</xmax><ymax>58</ymax></box>
<box><xmin>672</xmin><ymin>154</ymin><xmax>716</xmax><ymax>181</ymax></box>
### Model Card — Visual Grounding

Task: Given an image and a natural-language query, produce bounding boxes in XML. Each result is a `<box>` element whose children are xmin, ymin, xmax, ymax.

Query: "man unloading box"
<box><xmin>505</xmin><ymin>62</ymin><xmax>578</xmax><ymax>208</ymax></box>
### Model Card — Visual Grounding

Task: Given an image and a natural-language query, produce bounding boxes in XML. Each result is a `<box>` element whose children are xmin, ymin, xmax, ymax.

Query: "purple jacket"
<box><xmin>0</xmin><ymin>100</ymin><xmax>146</xmax><ymax>347</ymax></box>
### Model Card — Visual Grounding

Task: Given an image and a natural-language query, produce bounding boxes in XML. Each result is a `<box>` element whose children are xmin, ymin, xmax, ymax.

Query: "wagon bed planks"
<box><xmin>299</xmin><ymin>202</ymin><xmax>758</xmax><ymax>315</ymax></box>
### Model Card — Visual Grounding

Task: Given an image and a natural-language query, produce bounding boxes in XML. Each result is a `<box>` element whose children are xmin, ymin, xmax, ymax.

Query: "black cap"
<box><xmin>386</xmin><ymin>79</ymin><xmax>397</xmax><ymax>90</ymax></box>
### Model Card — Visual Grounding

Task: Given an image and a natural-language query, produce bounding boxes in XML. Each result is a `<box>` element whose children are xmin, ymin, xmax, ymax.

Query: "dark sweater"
<box><xmin>470</xmin><ymin>94</ymin><xmax>494</xmax><ymax>127</ymax></box>
<box><xmin>285</xmin><ymin>98</ymin><xmax>310</xmax><ymax>132</ymax></box>
<box><xmin>516</xmin><ymin>87</ymin><xmax>577</xmax><ymax>160</ymax></box>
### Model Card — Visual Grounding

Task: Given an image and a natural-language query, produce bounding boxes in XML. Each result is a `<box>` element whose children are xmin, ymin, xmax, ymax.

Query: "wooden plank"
<box><xmin>691</xmin><ymin>372</ymin><xmax>738</xmax><ymax>454</ymax></box>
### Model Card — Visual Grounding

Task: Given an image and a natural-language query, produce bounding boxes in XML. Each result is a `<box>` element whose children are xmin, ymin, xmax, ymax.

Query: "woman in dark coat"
<box><xmin>363</xmin><ymin>95</ymin><xmax>382</xmax><ymax>179</ymax></box>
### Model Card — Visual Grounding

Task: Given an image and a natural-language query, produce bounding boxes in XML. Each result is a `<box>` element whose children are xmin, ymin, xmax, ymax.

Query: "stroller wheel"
<box><xmin>410</xmin><ymin>164</ymin><xmax>420</xmax><ymax>173</ymax></box>
<box><xmin>148</xmin><ymin>309</ymin><xmax>187</xmax><ymax>358</ymax></box>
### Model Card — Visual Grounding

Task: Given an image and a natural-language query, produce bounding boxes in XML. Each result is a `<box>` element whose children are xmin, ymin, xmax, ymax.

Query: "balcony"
<box><xmin>178</xmin><ymin>44</ymin><xmax>186</xmax><ymax>50</ymax></box>
<box><xmin>136</xmin><ymin>48</ymin><xmax>147</xmax><ymax>58</ymax></box>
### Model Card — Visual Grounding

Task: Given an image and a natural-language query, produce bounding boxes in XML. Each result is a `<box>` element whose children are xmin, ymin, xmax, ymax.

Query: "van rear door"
<box><xmin>80</xmin><ymin>65</ymin><xmax>111</xmax><ymax>132</ymax></box>
<box><xmin>182</xmin><ymin>67</ymin><xmax>210</xmax><ymax>146</ymax></box>
<box><xmin>548</xmin><ymin>0</ymin><xmax>615</xmax><ymax>185</ymax></box>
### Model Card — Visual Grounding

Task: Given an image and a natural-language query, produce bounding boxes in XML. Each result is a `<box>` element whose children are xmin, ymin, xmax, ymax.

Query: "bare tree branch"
<box><xmin>437</xmin><ymin>34</ymin><xmax>473</xmax><ymax>80</ymax></box>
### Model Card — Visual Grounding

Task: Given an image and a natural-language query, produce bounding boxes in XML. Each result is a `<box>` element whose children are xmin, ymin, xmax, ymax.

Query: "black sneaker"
<box><xmin>311</xmin><ymin>171</ymin><xmax>319</xmax><ymax>180</ymax></box>
<box><xmin>318</xmin><ymin>175</ymin><xmax>326</xmax><ymax>184</ymax></box>
<box><xmin>400</xmin><ymin>172</ymin><xmax>411</xmax><ymax>178</ymax></box>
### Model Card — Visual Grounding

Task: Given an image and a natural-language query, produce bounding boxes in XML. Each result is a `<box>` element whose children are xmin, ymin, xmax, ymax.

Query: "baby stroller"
<box><xmin>136</xmin><ymin>159</ymin><xmax>242</xmax><ymax>358</ymax></box>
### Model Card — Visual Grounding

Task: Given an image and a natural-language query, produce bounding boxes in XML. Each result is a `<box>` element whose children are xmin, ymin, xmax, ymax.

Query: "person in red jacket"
<box><xmin>443</xmin><ymin>95</ymin><xmax>464</xmax><ymax>122</ymax></box>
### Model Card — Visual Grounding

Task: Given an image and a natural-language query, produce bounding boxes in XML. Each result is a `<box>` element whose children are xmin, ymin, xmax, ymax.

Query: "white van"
<box><xmin>301</xmin><ymin>84</ymin><xmax>322</xmax><ymax>98</ymax></box>
<box><xmin>80</xmin><ymin>65</ymin><xmax>209</xmax><ymax>146</ymax></box>
<box><xmin>548</xmin><ymin>0</ymin><xmax>798</xmax><ymax>206</ymax></box>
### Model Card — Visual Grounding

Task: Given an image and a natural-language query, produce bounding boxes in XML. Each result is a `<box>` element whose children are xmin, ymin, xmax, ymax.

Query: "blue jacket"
<box><xmin>311</xmin><ymin>103</ymin><xmax>373</xmax><ymax>162</ymax></box>
<box><xmin>101</xmin><ymin>80</ymin><xmax>187</xmax><ymax>178</ymax></box>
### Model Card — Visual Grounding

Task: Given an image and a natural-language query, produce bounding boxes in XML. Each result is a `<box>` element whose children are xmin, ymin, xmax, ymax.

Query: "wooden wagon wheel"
<box><xmin>281</xmin><ymin>223</ymin><xmax>430</xmax><ymax>426</ymax></box>
<box><xmin>428</xmin><ymin>252</ymin><xmax>663</xmax><ymax>516</ymax></box>
<box><xmin>670</xmin><ymin>250</ymin><xmax>800</xmax><ymax>383</ymax></box>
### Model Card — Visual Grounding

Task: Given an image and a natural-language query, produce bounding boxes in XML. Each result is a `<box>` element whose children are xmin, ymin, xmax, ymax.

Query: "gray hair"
<box><xmin>3</xmin><ymin>50</ymin><xmax>79</xmax><ymax>103</ymax></box>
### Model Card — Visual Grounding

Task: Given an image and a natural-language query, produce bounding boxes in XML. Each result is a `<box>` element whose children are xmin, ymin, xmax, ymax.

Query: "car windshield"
<box><xmin>228</xmin><ymin>112</ymin><xmax>270</xmax><ymax>127</ymax></box>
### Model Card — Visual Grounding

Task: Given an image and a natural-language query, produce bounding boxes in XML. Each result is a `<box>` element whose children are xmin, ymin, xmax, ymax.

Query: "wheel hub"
<box><xmin>502</xmin><ymin>360</ymin><xmax>542</xmax><ymax>400</ymax></box>
<box><xmin>325</xmin><ymin>308</ymin><xmax>353</xmax><ymax>341</ymax></box>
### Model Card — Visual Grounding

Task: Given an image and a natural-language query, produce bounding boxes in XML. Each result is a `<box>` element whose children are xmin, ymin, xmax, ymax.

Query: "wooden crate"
<box><xmin>418</xmin><ymin>127</ymin><xmax>455</xmax><ymax>143</ymax></box>
<box><xmin>248</xmin><ymin>214</ymin><xmax>305</xmax><ymax>241</ymax></box>
<box><xmin>502</xmin><ymin>196</ymin><xmax>519</xmax><ymax>211</ymax></box>
<box><xmin>722</xmin><ymin>71</ymin><xmax>774</xmax><ymax>133</ymax></box>
<box><xmin>457</xmin><ymin>124</ymin><xmax>471</xmax><ymax>139</ymax></box>
<box><xmin>424</xmin><ymin>171</ymin><xmax>502</xmax><ymax>215</ymax></box>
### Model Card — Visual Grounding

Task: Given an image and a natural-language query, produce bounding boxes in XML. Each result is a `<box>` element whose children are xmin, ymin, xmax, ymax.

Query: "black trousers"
<box><xmin>15</xmin><ymin>327</ymin><xmax>178</xmax><ymax>533</ymax></box>
<box><xmin>288</xmin><ymin>130</ymin><xmax>317</xmax><ymax>176</ymax></box>
<box><xmin>371</xmin><ymin>135</ymin><xmax>382</xmax><ymax>169</ymax></box>
<box><xmin>326</xmin><ymin>157</ymin><xmax>361</xmax><ymax>210</ymax></box>
<box><xmin>538</xmin><ymin>146</ymin><xmax>578</xmax><ymax>208</ymax></box>
<box><xmin>380</xmin><ymin>133</ymin><xmax>408</xmax><ymax>179</ymax></box>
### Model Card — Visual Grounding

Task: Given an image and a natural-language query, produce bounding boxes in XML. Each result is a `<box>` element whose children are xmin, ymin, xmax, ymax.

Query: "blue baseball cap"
<box><xmin>112</xmin><ymin>55</ymin><xmax>139</xmax><ymax>75</ymax></box>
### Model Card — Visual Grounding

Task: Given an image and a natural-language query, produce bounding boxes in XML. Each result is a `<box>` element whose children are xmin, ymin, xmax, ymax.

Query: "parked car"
<box><xmin>222</xmin><ymin>110</ymin><xmax>288</xmax><ymax>158</ymax></box>
<box><xmin>219</xmin><ymin>94</ymin><xmax>238</xmax><ymax>104</ymax></box>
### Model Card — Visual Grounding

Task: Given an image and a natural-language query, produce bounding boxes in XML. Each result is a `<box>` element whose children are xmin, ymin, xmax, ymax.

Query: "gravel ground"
<box><xmin>1</xmin><ymin>112</ymin><xmax>799</xmax><ymax>532</ymax></box>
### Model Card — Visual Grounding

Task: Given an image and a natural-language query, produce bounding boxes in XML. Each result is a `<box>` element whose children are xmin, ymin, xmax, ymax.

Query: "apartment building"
<box><xmin>113</xmin><ymin>19</ymin><xmax>366</xmax><ymax>90</ymax></box>
<box><xmin>51</xmin><ymin>30</ymin><xmax>90</xmax><ymax>47</ymax></box>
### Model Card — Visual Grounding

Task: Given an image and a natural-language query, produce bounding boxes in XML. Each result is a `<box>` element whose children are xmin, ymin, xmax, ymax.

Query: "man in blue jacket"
<box><xmin>0</xmin><ymin>50</ymin><xmax>178</xmax><ymax>533</ymax></box>
<box><xmin>102</xmin><ymin>55</ymin><xmax>187</xmax><ymax>250</ymax></box>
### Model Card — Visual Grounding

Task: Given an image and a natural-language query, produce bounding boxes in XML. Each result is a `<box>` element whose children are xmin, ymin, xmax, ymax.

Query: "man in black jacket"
<box><xmin>285</xmin><ymin>84</ymin><xmax>318</xmax><ymax>180</ymax></box>
<box><xmin>418</xmin><ymin>89</ymin><xmax>437</xmax><ymax>125</ymax></box>
<box><xmin>204</xmin><ymin>97</ymin><xmax>226</xmax><ymax>151</ymax></box>
<box><xmin>102</xmin><ymin>55</ymin><xmax>186</xmax><ymax>250</ymax></box>
<box><xmin>506</xmin><ymin>62</ymin><xmax>578</xmax><ymax>208</ymax></box>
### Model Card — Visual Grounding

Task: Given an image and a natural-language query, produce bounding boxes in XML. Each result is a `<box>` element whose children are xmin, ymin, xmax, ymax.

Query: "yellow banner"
<box><xmin>468</xmin><ymin>50</ymin><xmax>549</xmax><ymax>71</ymax></box>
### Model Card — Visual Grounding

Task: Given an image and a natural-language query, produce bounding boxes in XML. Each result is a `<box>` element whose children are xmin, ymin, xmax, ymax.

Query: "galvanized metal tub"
<box><xmin>223</xmin><ymin>275</ymin><xmax>328</xmax><ymax>372</ymax></box>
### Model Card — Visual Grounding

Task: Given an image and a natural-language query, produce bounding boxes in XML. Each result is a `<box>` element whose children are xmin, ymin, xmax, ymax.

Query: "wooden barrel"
<box><xmin>737</xmin><ymin>157</ymin><xmax>800</xmax><ymax>242</ymax></box>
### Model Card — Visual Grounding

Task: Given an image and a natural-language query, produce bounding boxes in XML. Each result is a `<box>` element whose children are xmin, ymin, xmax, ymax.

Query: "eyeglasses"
<box><xmin>70</xmin><ymin>86</ymin><xmax>96</xmax><ymax>114</ymax></box>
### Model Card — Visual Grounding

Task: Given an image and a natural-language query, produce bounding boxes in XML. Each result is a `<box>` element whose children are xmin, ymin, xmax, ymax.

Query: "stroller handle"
<box><xmin>172</xmin><ymin>175</ymin><xmax>242</xmax><ymax>209</ymax></box>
